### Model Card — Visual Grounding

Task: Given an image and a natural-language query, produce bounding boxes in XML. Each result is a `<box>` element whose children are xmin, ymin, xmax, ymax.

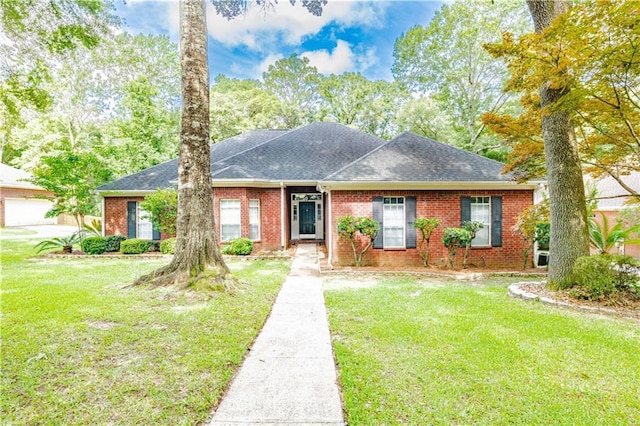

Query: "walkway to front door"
<box><xmin>208</xmin><ymin>244</ymin><xmax>344</xmax><ymax>425</ymax></box>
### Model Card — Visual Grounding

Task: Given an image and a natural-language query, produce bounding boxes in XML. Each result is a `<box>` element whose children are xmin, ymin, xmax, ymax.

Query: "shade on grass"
<box><xmin>1</xmin><ymin>239</ymin><xmax>289</xmax><ymax>425</ymax></box>
<box><xmin>325</xmin><ymin>276</ymin><xmax>640</xmax><ymax>425</ymax></box>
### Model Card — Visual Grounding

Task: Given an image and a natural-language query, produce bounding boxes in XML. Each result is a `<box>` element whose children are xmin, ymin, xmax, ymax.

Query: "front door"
<box><xmin>299</xmin><ymin>202</ymin><xmax>316</xmax><ymax>236</ymax></box>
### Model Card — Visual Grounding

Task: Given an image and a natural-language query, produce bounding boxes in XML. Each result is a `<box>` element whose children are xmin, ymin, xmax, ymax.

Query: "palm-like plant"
<box><xmin>589</xmin><ymin>213</ymin><xmax>640</xmax><ymax>255</ymax></box>
<box><xmin>34</xmin><ymin>232</ymin><xmax>82</xmax><ymax>254</ymax></box>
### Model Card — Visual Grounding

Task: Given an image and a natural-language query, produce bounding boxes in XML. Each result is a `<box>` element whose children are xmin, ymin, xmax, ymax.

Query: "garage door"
<box><xmin>4</xmin><ymin>198</ymin><xmax>56</xmax><ymax>226</ymax></box>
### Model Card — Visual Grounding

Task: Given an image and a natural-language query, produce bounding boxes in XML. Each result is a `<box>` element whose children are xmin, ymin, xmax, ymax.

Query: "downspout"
<box><xmin>326</xmin><ymin>189</ymin><xmax>333</xmax><ymax>269</ymax></box>
<box><xmin>280</xmin><ymin>182</ymin><xmax>286</xmax><ymax>250</ymax></box>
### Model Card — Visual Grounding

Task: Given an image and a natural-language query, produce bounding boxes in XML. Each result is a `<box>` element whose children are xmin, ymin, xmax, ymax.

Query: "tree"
<box><xmin>442</xmin><ymin>228</ymin><xmax>472</xmax><ymax>269</ymax></box>
<box><xmin>512</xmin><ymin>199</ymin><xmax>550</xmax><ymax>270</ymax></box>
<box><xmin>484</xmin><ymin>1</ymin><xmax>640</xmax><ymax>202</ymax></box>
<box><xmin>135</xmin><ymin>0</ymin><xmax>327</xmax><ymax>288</ymax></box>
<box><xmin>209</xmin><ymin>75</ymin><xmax>281</xmax><ymax>142</ymax></box>
<box><xmin>140</xmin><ymin>189</ymin><xmax>178</xmax><ymax>236</ymax></box>
<box><xmin>392</xmin><ymin>1</ymin><xmax>530</xmax><ymax>156</ymax></box>
<box><xmin>395</xmin><ymin>97</ymin><xmax>454</xmax><ymax>142</ymax></box>
<box><xmin>461</xmin><ymin>221</ymin><xmax>484</xmax><ymax>269</ymax></box>
<box><xmin>262</xmin><ymin>54</ymin><xmax>321</xmax><ymax>128</ymax></box>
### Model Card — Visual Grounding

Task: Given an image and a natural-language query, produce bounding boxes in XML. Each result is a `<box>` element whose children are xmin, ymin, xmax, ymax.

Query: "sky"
<box><xmin>114</xmin><ymin>0</ymin><xmax>444</xmax><ymax>82</ymax></box>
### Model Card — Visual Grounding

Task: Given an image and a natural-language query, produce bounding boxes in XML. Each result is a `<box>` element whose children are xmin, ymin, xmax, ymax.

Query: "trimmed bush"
<box><xmin>146</xmin><ymin>241</ymin><xmax>161</xmax><ymax>252</ymax></box>
<box><xmin>120</xmin><ymin>239</ymin><xmax>148</xmax><ymax>255</ymax></box>
<box><xmin>221</xmin><ymin>238</ymin><xmax>254</xmax><ymax>256</ymax></box>
<box><xmin>81</xmin><ymin>236</ymin><xmax>107</xmax><ymax>255</ymax></box>
<box><xmin>160</xmin><ymin>237</ymin><xmax>177</xmax><ymax>254</ymax></box>
<box><xmin>231</xmin><ymin>238</ymin><xmax>254</xmax><ymax>256</ymax></box>
<box><xmin>571</xmin><ymin>254</ymin><xmax>640</xmax><ymax>300</ymax></box>
<box><xmin>105</xmin><ymin>235</ymin><xmax>126</xmax><ymax>252</ymax></box>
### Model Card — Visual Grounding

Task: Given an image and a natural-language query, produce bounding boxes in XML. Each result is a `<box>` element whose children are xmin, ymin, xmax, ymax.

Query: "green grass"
<box><xmin>325</xmin><ymin>275</ymin><xmax>640</xmax><ymax>425</ymax></box>
<box><xmin>1</xmin><ymin>239</ymin><xmax>289</xmax><ymax>425</ymax></box>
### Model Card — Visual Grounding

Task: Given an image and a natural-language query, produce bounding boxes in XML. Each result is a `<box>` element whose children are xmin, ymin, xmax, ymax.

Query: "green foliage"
<box><xmin>442</xmin><ymin>227</ymin><xmax>472</xmax><ymax>268</ymax></box>
<box><xmin>337</xmin><ymin>216</ymin><xmax>380</xmax><ymax>267</ymax></box>
<box><xmin>589</xmin><ymin>213</ymin><xmax>640</xmax><ymax>255</ymax></box>
<box><xmin>120</xmin><ymin>238</ymin><xmax>148</xmax><ymax>255</ymax></box>
<box><xmin>570</xmin><ymin>255</ymin><xmax>640</xmax><ymax>301</ymax></box>
<box><xmin>82</xmin><ymin>218</ymin><xmax>102</xmax><ymax>237</ymax></box>
<box><xmin>221</xmin><ymin>238</ymin><xmax>254</xmax><ymax>256</ymax></box>
<box><xmin>81</xmin><ymin>236</ymin><xmax>107</xmax><ymax>255</ymax></box>
<box><xmin>513</xmin><ymin>199</ymin><xmax>550</xmax><ymax>269</ymax></box>
<box><xmin>160</xmin><ymin>237</ymin><xmax>177</xmax><ymax>255</ymax></box>
<box><xmin>105</xmin><ymin>235</ymin><xmax>126</xmax><ymax>252</ymax></box>
<box><xmin>140</xmin><ymin>188</ymin><xmax>178</xmax><ymax>235</ymax></box>
<box><xmin>34</xmin><ymin>232</ymin><xmax>82</xmax><ymax>254</ymax></box>
<box><xmin>461</xmin><ymin>220</ymin><xmax>484</xmax><ymax>268</ymax></box>
<box><xmin>146</xmin><ymin>240</ymin><xmax>161</xmax><ymax>253</ymax></box>
<box><xmin>414</xmin><ymin>218</ymin><xmax>440</xmax><ymax>266</ymax></box>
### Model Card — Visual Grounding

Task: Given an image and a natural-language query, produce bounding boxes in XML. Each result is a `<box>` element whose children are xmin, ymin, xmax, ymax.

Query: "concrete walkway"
<box><xmin>208</xmin><ymin>244</ymin><xmax>344</xmax><ymax>425</ymax></box>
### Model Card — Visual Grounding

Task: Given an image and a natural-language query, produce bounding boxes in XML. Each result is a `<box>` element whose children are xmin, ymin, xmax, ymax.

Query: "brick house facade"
<box><xmin>99</xmin><ymin>123</ymin><xmax>540</xmax><ymax>269</ymax></box>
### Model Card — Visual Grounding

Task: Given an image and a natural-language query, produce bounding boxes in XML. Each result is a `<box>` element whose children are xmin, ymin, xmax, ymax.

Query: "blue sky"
<box><xmin>114</xmin><ymin>0</ymin><xmax>443</xmax><ymax>82</ymax></box>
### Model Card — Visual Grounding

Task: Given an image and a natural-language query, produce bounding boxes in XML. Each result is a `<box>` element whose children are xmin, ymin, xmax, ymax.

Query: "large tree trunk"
<box><xmin>526</xmin><ymin>0</ymin><xmax>590</xmax><ymax>288</ymax></box>
<box><xmin>135</xmin><ymin>0</ymin><xmax>231</xmax><ymax>289</ymax></box>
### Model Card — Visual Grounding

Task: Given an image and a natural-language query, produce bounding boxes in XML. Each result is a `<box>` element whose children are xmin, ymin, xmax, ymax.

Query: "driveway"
<box><xmin>0</xmin><ymin>225</ymin><xmax>80</xmax><ymax>239</ymax></box>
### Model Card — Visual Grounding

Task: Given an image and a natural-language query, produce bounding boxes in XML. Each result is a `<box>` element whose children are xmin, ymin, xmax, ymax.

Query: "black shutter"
<box><xmin>373</xmin><ymin>196</ymin><xmax>383</xmax><ymax>249</ymax></box>
<box><xmin>491</xmin><ymin>196</ymin><xmax>503</xmax><ymax>247</ymax></box>
<box><xmin>460</xmin><ymin>196</ymin><xmax>471</xmax><ymax>225</ymax></box>
<box><xmin>152</xmin><ymin>226</ymin><xmax>161</xmax><ymax>240</ymax></box>
<box><xmin>405</xmin><ymin>196</ymin><xmax>416</xmax><ymax>249</ymax></box>
<box><xmin>127</xmin><ymin>201</ymin><xmax>137</xmax><ymax>239</ymax></box>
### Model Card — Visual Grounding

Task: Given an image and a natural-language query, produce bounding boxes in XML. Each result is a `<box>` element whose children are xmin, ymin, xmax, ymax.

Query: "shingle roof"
<box><xmin>0</xmin><ymin>163</ymin><xmax>45</xmax><ymax>190</ymax></box>
<box><xmin>97</xmin><ymin>125</ymin><xmax>516</xmax><ymax>192</ymax></box>
<box><xmin>97</xmin><ymin>129</ymin><xmax>288</xmax><ymax>191</ymax></box>
<box><xmin>324</xmin><ymin>132</ymin><xmax>512</xmax><ymax>182</ymax></box>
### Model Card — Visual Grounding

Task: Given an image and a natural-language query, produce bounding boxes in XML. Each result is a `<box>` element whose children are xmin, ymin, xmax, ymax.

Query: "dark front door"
<box><xmin>299</xmin><ymin>202</ymin><xmax>316</xmax><ymax>235</ymax></box>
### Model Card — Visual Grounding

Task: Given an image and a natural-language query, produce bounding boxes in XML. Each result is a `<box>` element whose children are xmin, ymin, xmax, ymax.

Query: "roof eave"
<box><xmin>97</xmin><ymin>189</ymin><xmax>156</xmax><ymax>197</ymax></box>
<box><xmin>319</xmin><ymin>180</ymin><xmax>539</xmax><ymax>191</ymax></box>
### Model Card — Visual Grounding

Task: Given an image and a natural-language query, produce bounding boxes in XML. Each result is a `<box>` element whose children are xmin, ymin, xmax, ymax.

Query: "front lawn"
<box><xmin>1</xmin><ymin>239</ymin><xmax>289</xmax><ymax>425</ymax></box>
<box><xmin>325</xmin><ymin>275</ymin><xmax>640</xmax><ymax>425</ymax></box>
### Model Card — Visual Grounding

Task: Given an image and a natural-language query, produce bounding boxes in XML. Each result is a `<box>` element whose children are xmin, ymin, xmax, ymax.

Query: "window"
<box><xmin>137</xmin><ymin>204</ymin><xmax>154</xmax><ymax>240</ymax></box>
<box><xmin>249</xmin><ymin>199</ymin><xmax>260</xmax><ymax>241</ymax></box>
<box><xmin>470</xmin><ymin>196</ymin><xmax>491</xmax><ymax>246</ymax></box>
<box><xmin>383</xmin><ymin>197</ymin><xmax>405</xmax><ymax>248</ymax></box>
<box><xmin>220</xmin><ymin>199</ymin><xmax>241</xmax><ymax>241</ymax></box>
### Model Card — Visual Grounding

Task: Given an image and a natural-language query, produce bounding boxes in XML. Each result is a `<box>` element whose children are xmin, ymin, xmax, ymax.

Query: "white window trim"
<box><xmin>137</xmin><ymin>203</ymin><xmax>154</xmax><ymax>240</ymax></box>
<box><xmin>383</xmin><ymin>196</ymin><xmax>405</xmax><ymax>249</ymax></box>
<box><xmin>220</xmin><ymin>199</ymin><xmax>241</xmax><ymax>242</ymax></box>
<box><xmin>249</xmin><ymin>199</ymin><xmax>260</xmax><ymax>241</ymax></box>
<box><xmin>470</xmin><ymin>196</ymin><xmax>491</xmax><ymax>247</ymax></box>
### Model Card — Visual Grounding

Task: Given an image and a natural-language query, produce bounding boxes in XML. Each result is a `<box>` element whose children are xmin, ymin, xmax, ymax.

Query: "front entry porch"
<box><xmin>290</xmin><ymin>193</ymin><xmax>324</xmax><ymax>241</ymax></box>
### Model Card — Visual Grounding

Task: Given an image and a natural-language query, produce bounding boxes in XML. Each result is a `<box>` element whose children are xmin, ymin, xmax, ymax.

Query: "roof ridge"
<box><xmin>322</xmin><ymin>137</ymin><xmax>392</xmax><ymax>181</ymax></box>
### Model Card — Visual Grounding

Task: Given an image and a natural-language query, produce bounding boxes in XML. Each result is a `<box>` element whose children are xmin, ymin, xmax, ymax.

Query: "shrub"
<box><xmin>228</xmin><ymin>238</ymin><xmax>254</xmax><ymax>256</ymax></box>
<box><xmin>34</xmin><ymin>232</ymin><xmax>82</xmax><ymax>254</ymax></box>
<box><xmin>221</xmin><ymin>244</ymin><xmax>234</xmax><ymax>255</ymax></box>
<box><xmin>160</xmin><ymin>237</ymin><xmax>177</xmax><ymax>254</ymax></box>
<box><xmin>120</xmin><ymin>239</ymin><xmax>148</xmax><ymax>254</ymax></box>
<box><xmin>442</xmin><ymin>227</ymin><xmax>472</xmax><ymax>268</ymax></box>
<box><xmin>461</xmin><ymin>220</ymin><xmax>484</xmax><ymax>268</ymax></box>
<box><xmin>81</xmin><ymin>236</ymin><xmax>107</xmax><ymax>255</ymax></box>
<box><xmin>414</xmin><ymin>218</ymin><xmax>440</xmax><ymax>267</ymax></box>
<box><xmin>140</xmin><ymin>189</ymin><xmax>177</xmax><ymax>235</ymax></box>
<box><xmin>146</xmin><ymin>240</ymin><xmax>161</xmax><ymax>252</ymax></box>
<box><xmin>570</xmin><ymin>255</ymin><xmax>640</xmax><ymax>300</ymax></box>
<box><xmin>105</xmin><ymin>235</ymin><xmax>126</xmax><ymax>252</ymax></box>
<box><xmin>337</xmin><ymin>215</ymin><xmax>380</xmax><ymax>267</ymax></box>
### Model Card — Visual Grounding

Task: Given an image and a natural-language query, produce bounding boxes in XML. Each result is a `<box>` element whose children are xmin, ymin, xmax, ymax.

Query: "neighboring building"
<box><xmin>97</xmin><ymin>122</ymin><xmax>539</xmax><ymax>269</ymax></box>
<box><xmin>588</xmin><ymin>172</ymin><xmax>640</xmax><ymax>259</ymax></box>
<box><xmin>0</xmin><ymin>164</ymin><xmax>55</xmax><ymax>227</ymax></box>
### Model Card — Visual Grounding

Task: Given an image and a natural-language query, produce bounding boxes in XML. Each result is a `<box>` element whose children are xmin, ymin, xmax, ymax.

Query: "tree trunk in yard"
<box><xmin>526</xmin><ymin>0</ymin><xmax>590</xmax><ymax>288</ymax></box>
<box><xmin>135</xmin><ymin>0</ymin><xmax>231</xmax><ymax>289</ymax></box>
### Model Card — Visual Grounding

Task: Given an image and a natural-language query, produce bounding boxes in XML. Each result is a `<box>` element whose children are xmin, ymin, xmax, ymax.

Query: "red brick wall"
<box><xmin>103</xmin><ymin>197</ymin><xmax>145</xmax><ymax>237</ymax></box>
<box><xmin>213</xmin><ymin>187</ymin><xmax>282</xmax><ymax>251</ymax></box>
<box><xmin>330</xmin><ymin>189</ymin><xmax>534</xmax><ymax>269</ymax></box>
<box><xmin>0</xmin><ymin>187</ymin><xmax>54</xmax><ymax>227</ymax></box>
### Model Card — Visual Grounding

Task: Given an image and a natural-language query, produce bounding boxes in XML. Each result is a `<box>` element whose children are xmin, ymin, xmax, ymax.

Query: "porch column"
<box><xmin>280</xmin><ymin>182</ymin><xmax>286</xmax><ymax>249</ymax></box>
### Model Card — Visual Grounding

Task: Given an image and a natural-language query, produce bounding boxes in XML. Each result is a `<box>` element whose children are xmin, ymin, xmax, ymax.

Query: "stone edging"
<box><xmin>508</xmin><ymin>282</ymin><xmax>637</xmax><ymax>320</ymax></box>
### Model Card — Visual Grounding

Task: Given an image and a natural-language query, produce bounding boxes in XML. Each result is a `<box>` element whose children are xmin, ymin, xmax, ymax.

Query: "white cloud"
<box><xmin>202</xmin><ymin>0</ymin><xmax>386</xmax><ymax>51</ymax></box>
<box><xmin>301</xmin><ymin>40</ymin><xmax>354</xmax><ymax>74</ymax></box>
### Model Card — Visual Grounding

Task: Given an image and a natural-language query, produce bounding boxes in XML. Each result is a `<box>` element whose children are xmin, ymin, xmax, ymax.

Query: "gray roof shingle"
<box><xmin>325</xmin><ymin>132</ymin><xmax>512</xmax><ymax>182</ymax></box>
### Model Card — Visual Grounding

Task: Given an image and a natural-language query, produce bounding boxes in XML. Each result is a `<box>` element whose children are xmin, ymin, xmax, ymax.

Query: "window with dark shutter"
<box><xmin>372</xmin><ymin>196</ymin><xmax>383</xmax><ymax>249</ymax></box>
<box><xmin>405</xmin><ymin>196</ymin><xmax>416</xmax><ymax>249</ymax></box>
<box><xmin>127</xmin><ymin>201</ymin><xmax>137</xmax><ymax>239</ymax></box>
<box><xmin>491</xmin><ymin>196</ymin><xmax>503</xmax><ymax>247</ymax></box>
